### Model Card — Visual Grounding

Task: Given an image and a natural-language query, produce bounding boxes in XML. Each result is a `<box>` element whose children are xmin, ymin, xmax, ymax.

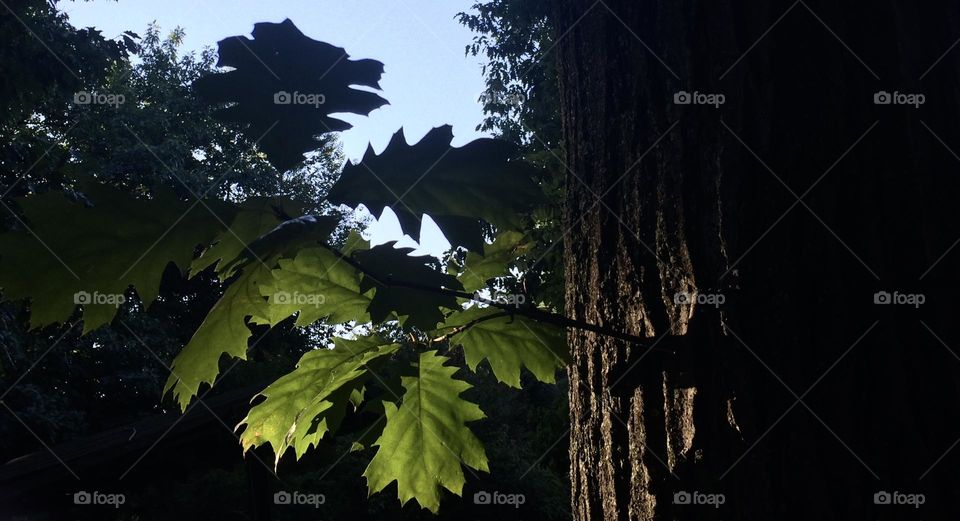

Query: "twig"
<box><xmin>319</xmin><ymin>243</ymin><xmax>676</xmax><ymax>354</ymax></box>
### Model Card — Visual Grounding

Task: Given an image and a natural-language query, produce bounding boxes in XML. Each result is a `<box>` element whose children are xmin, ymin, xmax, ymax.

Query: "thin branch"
<box><xmin>430</xmin><ymin>311</ymin><xmax>511</xmax><ymax>343</ymax></box>
<box><xmin>319</xmin><ymin>242</ymin><xmax>676</xmax><ymax>354</ymax></box>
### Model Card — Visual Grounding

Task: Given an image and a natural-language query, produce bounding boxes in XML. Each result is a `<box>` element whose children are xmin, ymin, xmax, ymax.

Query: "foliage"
<box><xmin>457</xmin><ymin>0</ymin><xmax>560</xmax><ymax>149</ymax></box>
<box><xmin>458</xmin><ymin>0</ymin><xmax>567</xmax><ymax>310</ymax></box>
<box><xmin>0</xmin><ymin>16</ymin><xmax>569</xmax><ymax>515</ymax></box>
<box><xmin>0</xmin><ymin>17</ymin><xmax>339</xmax><ymax>476</ymax></box>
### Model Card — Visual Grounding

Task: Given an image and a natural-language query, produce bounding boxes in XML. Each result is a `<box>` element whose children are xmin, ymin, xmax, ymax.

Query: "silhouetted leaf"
<box><xmin>328</xmin><ymin>125</ymin><xmax>544</xmax><ymax>249</ymax></box>
<box><xmin>195</xmin><ymin>19</ymin><xmax>388</xmax><ymax>171</ymax></box>
<box><xmin>353</xmin><ymin>243</ymin><xmax>463</xmax><ymax>329</ymax></box>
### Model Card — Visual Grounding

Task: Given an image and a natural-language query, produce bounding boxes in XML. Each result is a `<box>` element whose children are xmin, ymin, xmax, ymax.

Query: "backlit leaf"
<box><xmin>363</xmin><ymin>350</ymin><xmax>488</xmax><ymax>513</ymax></box>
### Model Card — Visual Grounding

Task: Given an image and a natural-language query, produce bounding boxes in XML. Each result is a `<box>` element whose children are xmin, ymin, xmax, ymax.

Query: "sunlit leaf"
<box><xmin>364</xmin><ymin>350</ymin><xmax>488</xmax><ymax>513</ymax></box>
<box><xmin>238</xmin><ymin>336</ymin><xmax>398</xmax><ymax>464</ymax></box>
<box><xmin>444</xmin><ymin>306</ymin><xmax>567</xmax><ymax>388</ymax></box>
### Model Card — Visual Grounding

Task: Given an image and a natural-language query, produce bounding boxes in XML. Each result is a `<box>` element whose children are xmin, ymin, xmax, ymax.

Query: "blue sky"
<box><xmin>63</xmin><ymin>0</ymin><xmax>490</xmax><ymax>255</ymax></box>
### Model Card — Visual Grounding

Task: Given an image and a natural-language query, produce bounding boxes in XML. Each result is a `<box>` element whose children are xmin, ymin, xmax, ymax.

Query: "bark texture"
<box><xmin>555</xmin><ymin>1</ymin><xmax>960</xmax><ymax>519</ymax></box>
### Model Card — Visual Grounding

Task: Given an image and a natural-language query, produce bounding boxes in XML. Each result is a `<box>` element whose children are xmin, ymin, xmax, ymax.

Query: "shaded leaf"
<box><xmin>256</xmin><ymin>246</ymin><xmax>373</xmax><ymax>326</ymax></box>
<box><xmin>0</xmin><ymin>183</ymin><xmax>233</xmax><ymax>333</ymax></box>
<box><xmin>166</xmin><ymin>224</ymin><xmax>339</xmax><ymax>410</ymax></box>
<box><xmin>190</xmin><ymin>197</ymin><xmax>309</xmax><ymax>279</ymax></box>
<box><xmin>220</xmin><ymin>214</ymin><xmax>338</xmax><ymax>277</ymax></box>
<box><xmin>164</xmin><ymin>262</ymin><xmax>276</xmax><ymax>410</ymax></box>
<box><xmin>456</xmin><ymin>230</ymin><xmax>531</xmax><ymax>292</ymax></box>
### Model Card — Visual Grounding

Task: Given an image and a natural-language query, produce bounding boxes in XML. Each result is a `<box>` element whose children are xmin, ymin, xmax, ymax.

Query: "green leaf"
<box><xmin>166</xmin><ymin>221</ymin><xmax>339</xmax><ymax>410</ymax></box>
<box><xmin>328</xmin><ymin>125</ymin><xmax>544</xmax><ymax>249</ymax></box>
<box><xmin>445</xmin><ymin>306</ymin><xmax>567</xmax><ymax>388</ymax></box>
<box><xmin>353</xmin><ymin>243</ymin><xmax>463</xmax><ymax>330</ymax></box>
<box><xmin>456</xmin><ymin>230</ymin><xmax>531</xmax><ymax>292</ymax></box>
<box><xmin>364</xmin><ymin>350</ymin><xmax>488</xmax><ymax>513</ymax></box>
<box><xmin>164</xmin><ymin>261</ymin><xmax>277</xmax><ymax>410</ymax></box>
<box><xmin>195</xmin><ymin>19</ymin><xmax>388</xmax><ymax>171</ymax></box>
<box><xmin>237</xmin><ymin>336</ymin><xmax>399</xmax><ymax>464</ymax></box>
<box><xmin>190</xmin><ymin>197</ymin><xmax>308</xmax><ymax>279</ymax></box>
<box><xmin>0</xmin><ymin>183</ymin><xmax>233</xmax><ymax>333</ymax></box>
<box><xmin>256</xmin><ymin>246</ymin><xmax>373</xmax><ymax>326</ymax></box>
<box><xmin>213</xmin><ymin>214</ymin><xmax>339</xmax><ymax>282</ymax></box>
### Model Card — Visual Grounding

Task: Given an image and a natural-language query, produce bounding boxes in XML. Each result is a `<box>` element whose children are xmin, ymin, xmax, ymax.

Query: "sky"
<box><xmin>63</xmin><ymin>0</ymin><xmax>490</xmax><ymax>256</ymax></box>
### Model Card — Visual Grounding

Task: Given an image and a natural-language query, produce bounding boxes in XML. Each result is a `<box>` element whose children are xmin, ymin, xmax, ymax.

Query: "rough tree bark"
<box><xmin>554</xmin><ymin>1</ymin><xmax>960</xmax><ymax>519</ymax></box>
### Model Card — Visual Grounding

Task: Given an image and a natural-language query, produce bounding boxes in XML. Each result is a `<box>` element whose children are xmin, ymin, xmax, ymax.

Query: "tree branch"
<box><xmin>319</xmin><ymin>242</ymin><xmax>676</xmax><ymax>354</ymax></box>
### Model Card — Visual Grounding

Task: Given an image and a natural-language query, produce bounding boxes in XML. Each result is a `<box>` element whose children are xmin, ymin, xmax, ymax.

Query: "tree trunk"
<box><xmin>555</xmin><ymin>1</ymin><xmax>960</xmax><ymax>519</ymax></box>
